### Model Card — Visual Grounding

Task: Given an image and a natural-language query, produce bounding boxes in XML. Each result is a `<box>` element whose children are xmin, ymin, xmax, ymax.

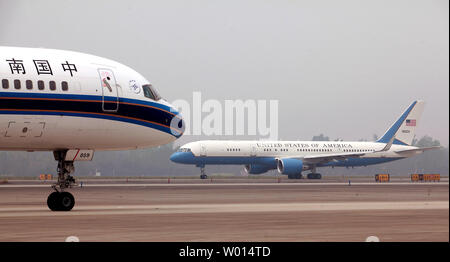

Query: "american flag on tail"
<box><xmin>406</xmin><ymin>119</ymin><xmax>416</xmax><ymax>126</ymax></box>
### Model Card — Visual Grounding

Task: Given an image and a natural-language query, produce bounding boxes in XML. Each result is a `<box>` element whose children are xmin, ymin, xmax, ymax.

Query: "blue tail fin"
<box><xmin>377</xmin><ymin>100</ymin><xmax>425</xmax><ymax>146</ymax></box>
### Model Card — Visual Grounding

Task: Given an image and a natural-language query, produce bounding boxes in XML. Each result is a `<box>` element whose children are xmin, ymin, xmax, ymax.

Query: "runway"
<box><xmin>0</xmin><ymin>201</ymin><xmax>447</xmax><ymax>217</ymax></box>
<box><xmin>1</xmin><ymin>182</ymin><xmax>447</xmax><ymax>188</ymax></box>
<box><xmin>0</xmin><ymin>181</ymin><xmax>448</xmax><ymax>241</ymax></box>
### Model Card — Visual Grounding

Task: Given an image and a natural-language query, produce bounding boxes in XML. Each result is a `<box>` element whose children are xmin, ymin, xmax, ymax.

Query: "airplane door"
<box><xmin>200</xmin><ymin>144</ymin><xmax>207</xmax><ymax>157</ymax></box>
<box><xmin>250</xmin><ymin>146</ymin><xmax>257</xmax><ymax>157</ymax></box>
<box><xmin>98</xmin><ymin>69</ymin><xmax>119</xmax><ymax>112</ymax></box>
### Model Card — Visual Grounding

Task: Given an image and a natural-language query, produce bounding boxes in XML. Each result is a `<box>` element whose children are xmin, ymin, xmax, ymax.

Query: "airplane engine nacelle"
<box><xmin>244</xmin><ymin>164</ymin><xmax>270</xmax><ymax>175</ymax></box>
<box><xmin>277</xmin><ymin>158</ymin><xmax>303</xmax><ymax>175</ymax></box>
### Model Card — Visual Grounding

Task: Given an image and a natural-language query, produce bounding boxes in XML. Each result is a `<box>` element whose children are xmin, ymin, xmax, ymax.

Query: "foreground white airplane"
<box><xmin>171</xmin><ymin>100</ymin><xmax>439</xmax><ymax>179</ymax></box>
<box><xmin>0</xmin><ymin>46</ymin><xmax>184</xmax><ymax>211</ymax></box>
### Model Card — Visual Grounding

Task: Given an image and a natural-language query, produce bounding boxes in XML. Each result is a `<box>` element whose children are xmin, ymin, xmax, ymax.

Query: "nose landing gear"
<box><xmin>47</xmin><ymin>150</ymin><xmax>77</xmax><ymax>211</ymax></box>
<box><xmin>200</xmin><ymin>166</ymin><xmax>208</xmax><ymax>179</ymax></box>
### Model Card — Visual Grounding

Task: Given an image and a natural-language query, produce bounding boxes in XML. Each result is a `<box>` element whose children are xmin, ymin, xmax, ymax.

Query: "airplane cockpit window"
<box><xmin>177</xmin><ymin>148</ymin><xmax>191</xmax><ymax>152</ymax></box>
<box><xmin>142</xmin><ymin>84</ymin><xmax>161</xmax><ymax>101</ymax></box>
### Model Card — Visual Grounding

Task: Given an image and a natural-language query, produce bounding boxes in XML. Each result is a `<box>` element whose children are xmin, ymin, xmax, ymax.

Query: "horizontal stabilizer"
<box><xmin>395</xmin><ymin>146</ymin><xmax>442</xmax><ymax>154</ymax></box>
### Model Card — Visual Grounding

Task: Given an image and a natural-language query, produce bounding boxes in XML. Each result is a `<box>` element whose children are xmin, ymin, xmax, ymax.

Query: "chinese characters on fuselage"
<box><xmin>4</xmin><ymin>58</ymin><xmax>77</xmax><ymax>77</ymax></box>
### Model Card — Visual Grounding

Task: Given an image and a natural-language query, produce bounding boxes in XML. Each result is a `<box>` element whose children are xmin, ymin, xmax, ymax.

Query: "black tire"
<box><xmin>306</xmin><ymin>173</ymin><xmax>313</xmax><ymax>179</ymax></box>
<box><xmin>47</xmin><ymin>192</ymin><xmax>60</xmax><ymax>211</ymax></box>
<box><xmin>288</xmin><ymin>174</ymin><xmax>302</xmax><ymax>179</ymax></box>
<box><xmin>200</xmin><ymin>174</ymin><xmax>208</xmax><ymax>179</ymax></box>
<box><xmin>59</xmin><ymin>192</ymin><xmax>75</xmax><ymax>211</ymax></box>
<box><xmin>316</xmin><ymin>173</ymin><xmax>322</xmax><ymax>179</ymax></box>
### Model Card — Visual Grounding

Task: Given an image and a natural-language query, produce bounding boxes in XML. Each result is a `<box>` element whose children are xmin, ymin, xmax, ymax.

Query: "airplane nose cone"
<box><xmin>168</xmin><ymin>106</ymin><xmax>185</xmax><ymax>138</ymax></box>
<box><xmin>170</xmin><ymin>151</ymin><xmax>194</xmax><ymax>164</ymax></box>
<box><xmin>170</xmin><ymin>152</ymin><xmax>183</xmax><ymax>163</ymax></box>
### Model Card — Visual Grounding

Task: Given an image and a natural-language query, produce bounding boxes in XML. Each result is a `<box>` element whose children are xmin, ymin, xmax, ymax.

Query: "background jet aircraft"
<box><xmin>171</xmin><ymin>100</ymin><xmax>439</xmax><ymax>179</ymax></box>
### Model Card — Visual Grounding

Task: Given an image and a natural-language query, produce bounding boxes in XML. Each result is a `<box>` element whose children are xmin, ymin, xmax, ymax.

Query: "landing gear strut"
<box><xmin>47</xmin><ymin>150</ymin><xmax>76</xmax><ymax>211</ymax></box>
<box><xmin>200</xmin><ymin>166</ymin><xmax>208</xmax><ymax>179</ymax></box>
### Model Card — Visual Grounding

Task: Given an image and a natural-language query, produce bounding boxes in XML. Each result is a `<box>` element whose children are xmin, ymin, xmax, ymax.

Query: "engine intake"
<box><xmin>277</xmin><ymin>158</ymin><xmax>303</xmax><ymax>175</ymax></box>
<box><xmin>244</xmin><ymin>164</ymin><xmax>271</xmax><ymax>175</ymax></box>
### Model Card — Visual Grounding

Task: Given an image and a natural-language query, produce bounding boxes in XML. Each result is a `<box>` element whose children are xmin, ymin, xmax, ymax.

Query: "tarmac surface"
<box><xmin>0</xmin><ymin>179</ymin><xmax>448</xmax><ymax>242</ymax></box>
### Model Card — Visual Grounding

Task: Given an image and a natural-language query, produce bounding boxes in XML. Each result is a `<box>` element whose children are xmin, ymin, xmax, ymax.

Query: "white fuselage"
<box><xmin>170</xmin><ymin>140</ymin><xmax>423</xmax><ymax>173</ymax></box>
<box><xmin>0</xmin><ymin>46</ymin><xmax>184</xmax><ymax>151</ymax></box>
<box><xmin>183</xmin><ymin>140</ymin><xmax>418</xmax><ymax>159</ymax></box>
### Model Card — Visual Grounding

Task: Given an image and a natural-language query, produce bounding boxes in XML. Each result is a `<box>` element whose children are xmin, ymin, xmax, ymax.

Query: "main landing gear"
<box><xmin>200</xmin><ymin>166</ymin><xmax>208</xmax><ymax>179</ymax></box>
<box><xmin>306</xmin><ymin>173</ymin><xmax>322</xmax><ymax>179</ymax></box>
<box><xmin>306</xmin><ymin>166</ymin><xmax>322</xmax><ymax>179</ymax></box>
<box><xmin>47</xmin><ymin>150</ymin><xmax>76</xmax><ymax>211</ymax></box>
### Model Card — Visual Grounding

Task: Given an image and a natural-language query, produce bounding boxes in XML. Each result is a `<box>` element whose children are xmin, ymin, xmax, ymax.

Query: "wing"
<box><xmin>301</xmin><ymin>152</ymin><xmax>366</xmax><ymax>164</ymax></box>
<box><xmin>277</xmin><ymin>142</ymin><xmax>394</xmax><ymax>165</ymax></box>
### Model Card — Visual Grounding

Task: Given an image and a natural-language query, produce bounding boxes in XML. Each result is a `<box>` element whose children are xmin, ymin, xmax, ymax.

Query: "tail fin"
<box><xmin>377</xmin><ymin>100</ymin><xmax>425</xmax><ymax>146</ymax></box>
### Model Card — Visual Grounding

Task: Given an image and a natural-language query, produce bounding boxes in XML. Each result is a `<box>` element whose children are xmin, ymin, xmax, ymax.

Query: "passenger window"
<box><xmin>38</xmin><ymin>80</ymin><xmax>45</xmax><ymax>90</ymax></box>
<box><xmin>26</xmin><ymin>80</ymin><xmax>33</xmax><ymax>90</ymax></box>
<box><xmin>2</xmin><ymin>79</ymin><xmax>8</xmax><ymax>89</ymax></box>
<box><xmin>49</xmin><ymin>81</ymin><xmax>56</xmax><ymax>91</ymax></box>
<box><xmin>61</xmin><ymin>81</ymin><xmax>68</xmax><ymax>91</ymax></box>
<box><xmin>14</xmin><ymin>80</ymin><xmax>21</xmax><ymax>89</ymax></box>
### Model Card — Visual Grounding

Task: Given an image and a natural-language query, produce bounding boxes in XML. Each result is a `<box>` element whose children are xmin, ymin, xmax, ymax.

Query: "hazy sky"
<box><xmin>1</xmin><ymin>0</ymin><xmax>448</xmax><ymax>145</ymax></box>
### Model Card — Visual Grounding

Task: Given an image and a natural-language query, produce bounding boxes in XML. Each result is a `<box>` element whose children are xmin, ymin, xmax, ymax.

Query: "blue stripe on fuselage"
<box><xmin>0</xmin><ymin>91</ymin><xmax>175</xmax><ymax>113</ymax></box>
<box><xmin>170</xmin><ymin>152</ymin><xmax>278</xmax><ymax>167</ymax></box>
<box><xmin>170</xmin><ymin>152</ymin><xmax>403</xmax><ymax>168</ymax></box>
<box><xmin>0</xmin><ymin>92</ymin><xmax>182</xmax><ymax>137</ymax></box>
<box><xmin>0</xmin><ymin>110</ymin><xmax>181</xmax><ymax>137</ymax></box>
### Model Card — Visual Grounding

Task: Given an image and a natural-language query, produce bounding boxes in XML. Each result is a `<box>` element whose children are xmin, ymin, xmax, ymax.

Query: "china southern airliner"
<box><xmin>0</xmin><ymin>46</ymin><xmax>184</xmax><ymax>211</ymax></box>
<box><xmin>171</xmin><ymin>100</ymin><xmax>439</xmax><ymax>179</ymax></box>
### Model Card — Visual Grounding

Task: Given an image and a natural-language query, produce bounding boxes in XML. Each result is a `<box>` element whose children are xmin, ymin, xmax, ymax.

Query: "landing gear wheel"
<box><xmin>47</xmin><ymin>192</ymin><xmax>60</xmax><ymax>211</ymax></box>
<box><xmin>59</xmin><ymin>192</ymin><xmax>75</xmax><ymax>211</ymax></box>
<box><xmin>288</xmin><ymin>174</ymin><xmax>302</xmax><ymax>179</ymax></box>
<box><xmin>47</xmin><ymin>191</ymin><xmax>75</xmax><ymax>211</ymax></box>
<box><xmin>200</xmin><ymin>174</ymin><xmax>208</xmax><ymax>179</ymax></box>
<box><xmin>307</xmin><ymin>173</ymin><xmax>322</xmax><ymax>179</ymax></box>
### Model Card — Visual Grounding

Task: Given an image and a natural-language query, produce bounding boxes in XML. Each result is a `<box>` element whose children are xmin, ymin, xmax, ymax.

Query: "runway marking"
<box><xmin>0</xmin><ymin>201</ymin><xmax>447</xmax><ymax>218</ymax></box>
<box><xmin>0</xmin><ymin>182</ymin><xmax>448</xmax><ymax>188</ymax></box>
